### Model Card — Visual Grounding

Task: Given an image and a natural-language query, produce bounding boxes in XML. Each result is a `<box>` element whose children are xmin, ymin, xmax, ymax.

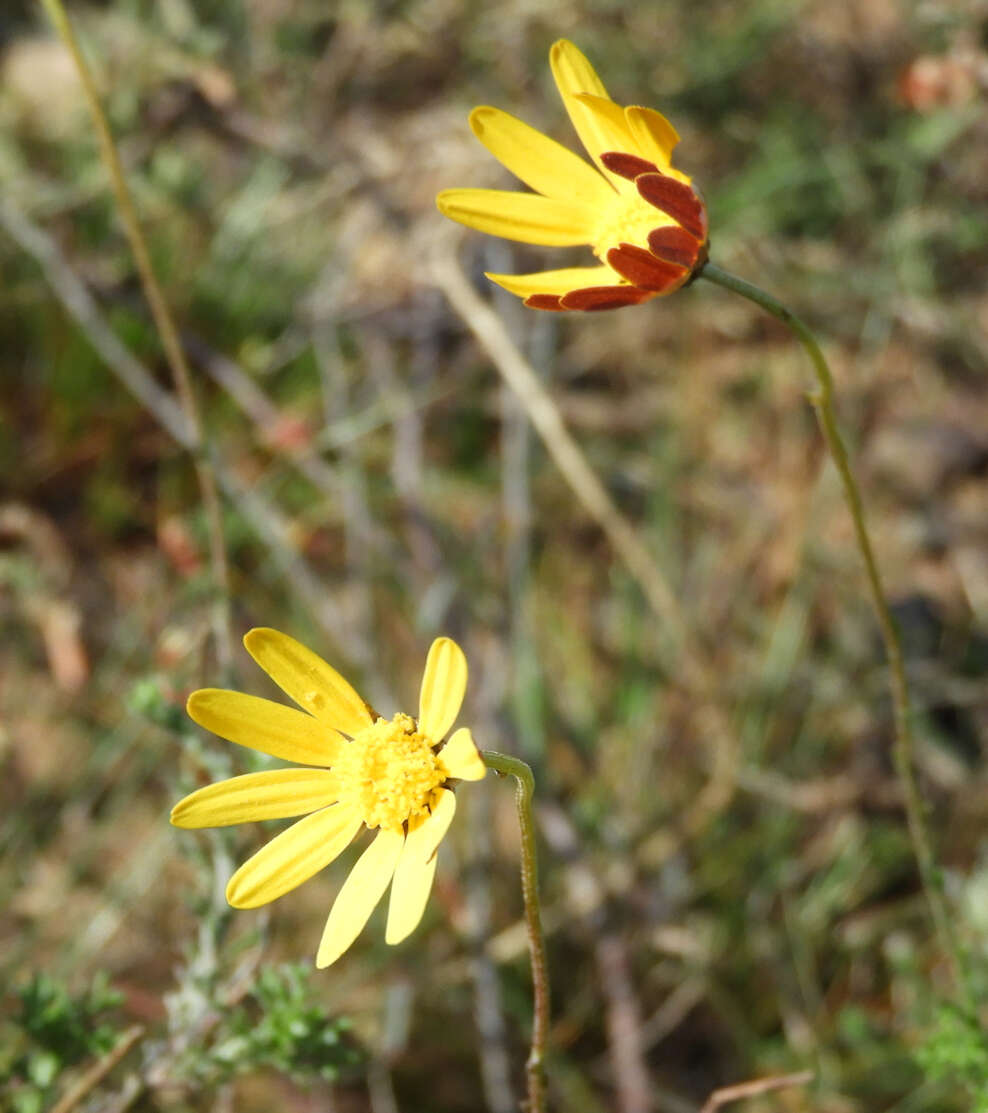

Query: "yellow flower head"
<box><xmin>171</xmin><ymin>629</ymin><xmax>485</xmax><ymax>968</ymax></box>
<box><xmin>437</xmin><ymin>39</ymin><xmax>708</xmax><ymax>311</ymax></box>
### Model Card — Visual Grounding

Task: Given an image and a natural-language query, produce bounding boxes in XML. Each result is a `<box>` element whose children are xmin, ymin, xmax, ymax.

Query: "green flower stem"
<box><xmin>698</xmin><ymin>261</ymin><xmax>971</xmax><ymax>1009</ymax></box>
<box><xmin>37</xmin><ymin>0</ymin><xmax>233</xmax><ymax>676</ymax></box>
<box><xmin>482</xmin><ymin>751</ymin><xmax>550</xmax><ymax>1113</ymax></box>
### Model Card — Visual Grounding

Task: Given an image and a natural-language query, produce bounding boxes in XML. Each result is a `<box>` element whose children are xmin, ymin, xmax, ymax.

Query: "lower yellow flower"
<box><xmin>437</xmin><ymin>39</ymin><xmax>708</xmax><ymax>311</ymax></box>
<box><xmin>171</xmin><ymin>629</ymin><xmax>486</xmax><ymax>968</ymax></box>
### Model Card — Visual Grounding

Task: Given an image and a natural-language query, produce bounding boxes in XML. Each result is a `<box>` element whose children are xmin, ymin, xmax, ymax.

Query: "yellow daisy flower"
<box><xmin>171</xmin><ymin>629</ymin><xmax>486</xmax><ymax>968</ymax></box>
<box><xmin>437</xmin><ymin>39</ymin><xmax>708</xmax><ymax>311</ymax></box>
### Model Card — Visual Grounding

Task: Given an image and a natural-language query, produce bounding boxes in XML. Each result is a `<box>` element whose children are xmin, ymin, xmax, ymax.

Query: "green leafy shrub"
<box><xmin>1</xmin><ymin>972</ymin><xmax>124</xmax><ymax>1113</ymax></box>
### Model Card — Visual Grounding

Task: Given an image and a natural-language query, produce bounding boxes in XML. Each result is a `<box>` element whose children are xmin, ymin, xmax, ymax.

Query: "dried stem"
<box><xmin>37</xmin><ymin>0</ymin><xmax>232</xmax><ymax>674</ymax></box>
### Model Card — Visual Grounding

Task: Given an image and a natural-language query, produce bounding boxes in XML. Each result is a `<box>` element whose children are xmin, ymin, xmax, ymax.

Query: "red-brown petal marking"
<box><xmin>600</xmin><ymin>151</ymin><xmax>659</xmax><ymax>181</ymax></box>
<box><xmin>647</xmin><ymin>226</ymin><xmax>702</xmax><ymax>269</ymax></box>
<box><xmin>524</xmin><ymin>294</ymin><xmax>566</xmax><ymax>311</ymax></box>
<box><xmin>607</xmin><ymin>244</ymin><xmax>687</xmax><ymax>293</ymax></box>
<box><xmin>560</xmin><ymin>285</ymin><xmax>653</xmax><ymax>311</ymax></box>
<box><xmin>636</xmin><ymin>173</ymin><xmax>706</xmax><ymax>240</ymax></box>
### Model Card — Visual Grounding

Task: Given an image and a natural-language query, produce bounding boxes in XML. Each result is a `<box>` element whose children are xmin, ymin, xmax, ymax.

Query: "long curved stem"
<box><xmin>482</xmin><ymin>751</ymin><xmax>550</xmax><ymax>1113</ymax></box>
<box><xmin>38</xmin><ymin>0</ymin><xmax>233</xmax><ymax>675</ymax></box>
<box><xmin>698</xmin><ymin>262</ymin><xmax>971</xmax><ymax>1009</ymax></box>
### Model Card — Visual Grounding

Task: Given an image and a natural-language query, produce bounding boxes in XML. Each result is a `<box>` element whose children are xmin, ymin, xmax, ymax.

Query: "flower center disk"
<box><xmin>335</xmin><ymin>713</ymin><xmax>444</xmax><ymax>832</ymax></box>
<box><xmin>592</xmin><ymin>192</ymin><xmax>673</xmax><ymax>264</ymax></box>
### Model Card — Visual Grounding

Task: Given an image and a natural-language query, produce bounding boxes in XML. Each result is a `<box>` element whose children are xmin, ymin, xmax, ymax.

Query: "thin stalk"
<box><xmin>482</xmin><ymin>751</ymin><xmax>550</xmax><ymax>1113</ymax></box>
<box><xmin>698</xmin><ymin>261</ymin><xmax>971</xmax><ymax>1009</ymax></box>
<box><xmin>38</xmin><ymin>0</ymin><xmax>233</xmax><ymax>675</ymax></box>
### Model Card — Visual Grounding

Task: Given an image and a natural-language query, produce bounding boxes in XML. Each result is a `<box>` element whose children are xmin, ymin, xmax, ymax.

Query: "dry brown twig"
<box><xmin>699</xmin><ymin>1070</ymin><xmax>814</xmax><ymax>1113</ymax></box>
<box><xmin>48</xmin><ymin>1025</ymin><xmax>147</xmax><ymax>1113</ymax></box>
<box><xmin>596</xmin><ymin>932</ymin><xmax>652</xmax><ymax>1113</ymax></box>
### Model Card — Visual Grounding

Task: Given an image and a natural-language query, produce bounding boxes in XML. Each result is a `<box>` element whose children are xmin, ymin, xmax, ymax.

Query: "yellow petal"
<box><xmin>385</xmin><ymin>789</ymin><xmax>457</xmax><ymax>945</ymax></box>
<box><xmin>469</xmin><ymin>106</ymin><xmax>614</xmax><ymax>206</ymax></box>
<box><xmin>486</xmin><ymin>264</ymin><xmax>620</xmax><ymax>298</ymax></box>
<box><xmin>624</xmin><ymin>106</ymin><xmax>681</xmax><ymax>174</ymax></box>
<box><xmin>572</xmin><ymin>94</ymin><xmax>639</xmax><ymax>171</ymax></box>
<box><xmin>420</xmin><ymin>788</ymin><xmax>458</xmax><ymax>859</ymax></box>
<box><xmin>386</xmin><ymin>853</ymin><xmax>437</xmax><ymax>947</ymax></box>
<box><xmin>171</xmin><ymin>769</ymin><xmax>340</xmax><ymax>828</ymax></box>
<box><xmin>549</xmin><ymin>40</ymin><xmax>630</xmax><ymax>189</ymax></box>
<box><xmin>419</xmin><ymin>637</ymin><xmax>467</xmax><ymax>742</ymax></box>
<box><xmin>440</xmin><ymin>727</ymin><xmax>486</xmax><ymax>781</ymax></box>
<box><xmin>436</xmin><ymin>189</ymin><xmax>596</xmax><ymax>246</ymax></box>
<box><xmin>226</xmin><ymin>805</ymin><xmax>361</xmax><ymax>909</ymax></box>
<box><xmin>550</xmin><ymin>39</ymin><xmax>610</xmax><ymax>106</ymax></box>
<box><xmin>243</xmin><ymin>628</ymin><xmax>373</xmax><ymax>736</ymax></box>
<box><xmin>187</xmin><ymin>689</ymin><xmax>342</xmax><ymax>766</ymax></box>
<box><xmin>316</xmin><ymin>828</ymin><xmax>404</xmax><ymax>967</ymax></box>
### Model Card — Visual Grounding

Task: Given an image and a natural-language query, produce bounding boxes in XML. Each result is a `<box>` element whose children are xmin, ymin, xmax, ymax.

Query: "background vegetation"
<box><xmin>1</xmin><ymin>1</ymin><xmax>986</xmax><ymax>1110</ymax></box>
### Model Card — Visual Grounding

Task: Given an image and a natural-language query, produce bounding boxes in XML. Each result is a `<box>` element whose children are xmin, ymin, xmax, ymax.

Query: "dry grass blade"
<box><xmin>432</xmin><ymin>246</ymin><xmax>740</xmax><ymax>837</ymax></box>
<box><xmin>431</xmin><ymin>247</ymin><xmax>687</xmax><ymax>648</ymax></box>
<box><xmin>37</xmin><ymin>0</ymin><xmax>232</xmax><ymax>673</ymax></box>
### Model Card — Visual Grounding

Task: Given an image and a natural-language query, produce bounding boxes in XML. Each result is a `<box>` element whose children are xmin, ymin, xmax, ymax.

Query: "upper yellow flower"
<box><xmin>437</xmin><ymin>39</ymin><xmax>708</xmax><ymax>311</ymax></box>
<box><xmin>171</xmin><ymin>629</ymin><xmax>485</xmax><ymax>968</ymax></box>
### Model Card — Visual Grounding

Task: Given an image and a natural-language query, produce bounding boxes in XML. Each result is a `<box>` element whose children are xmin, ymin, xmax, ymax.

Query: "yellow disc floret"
<box><xmin>592</xmin><ymin>192</ymin><xmax>673</xmax><ymax>264</ymax></box>
<box><xmin>334</xmin><ymin>712</ymin><xmax>445</xmax><ymax>832</ymax></box>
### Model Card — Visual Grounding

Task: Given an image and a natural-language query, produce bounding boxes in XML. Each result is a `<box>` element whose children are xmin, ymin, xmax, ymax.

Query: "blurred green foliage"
<box><xmin>919</xmin><ymin>1005</ymin><xmax>988</xmax><ymax>1112</ymax></box>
